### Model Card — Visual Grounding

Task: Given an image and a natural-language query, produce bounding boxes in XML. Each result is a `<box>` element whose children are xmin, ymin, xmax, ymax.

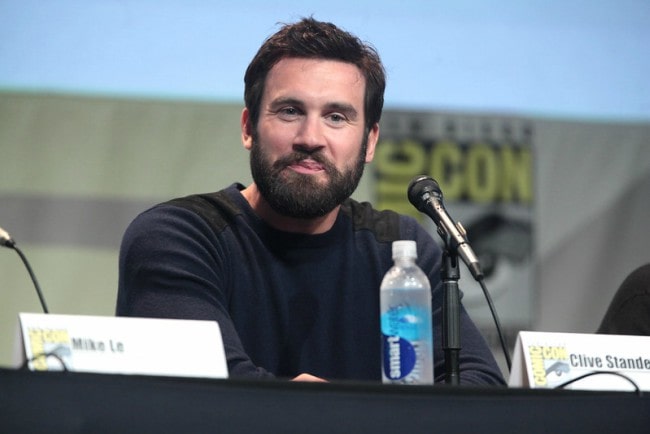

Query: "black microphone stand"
<box><xmin>441</xmin><ymin>235</ymin><xmax>461</xmax><ymax>385</ymax></box>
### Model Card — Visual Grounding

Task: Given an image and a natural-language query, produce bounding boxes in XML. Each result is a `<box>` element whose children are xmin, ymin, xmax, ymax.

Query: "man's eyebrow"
<box><xmin>268</xmin><ymin>97</ymin><xmax>303</xmax><ymax>109</ymax></box>
<box><xmin>325</xmin><ymin>102</ymin><xmax>358</xmax><ymax>120</ymax></box>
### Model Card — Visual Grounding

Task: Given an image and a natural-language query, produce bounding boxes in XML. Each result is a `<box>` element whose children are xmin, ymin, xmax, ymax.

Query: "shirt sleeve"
<box><xmin>116</xmin><ymin>205</ymin><xmax>275</xmax><ymax>379</ymax></box>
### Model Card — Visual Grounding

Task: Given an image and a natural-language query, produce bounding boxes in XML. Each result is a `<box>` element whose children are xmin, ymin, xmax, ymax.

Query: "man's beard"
<box><xmin>249</xmin><ymin>134</ymin><xmax>368</xmax><ymax>219</ymax></box>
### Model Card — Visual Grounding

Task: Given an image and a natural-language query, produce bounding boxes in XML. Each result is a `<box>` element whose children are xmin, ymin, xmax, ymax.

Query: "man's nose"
<box><xmin>293</xmin><ymin>116</ymin><xmax>325</xmax><ymax>152</ymax></box>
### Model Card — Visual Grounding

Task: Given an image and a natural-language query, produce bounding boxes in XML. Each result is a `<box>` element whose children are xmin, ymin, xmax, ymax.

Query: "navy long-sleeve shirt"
<box><xmin>116</xmin><ymin>183</ymin><xmax>505</xmax><ymax>385</ymax></box>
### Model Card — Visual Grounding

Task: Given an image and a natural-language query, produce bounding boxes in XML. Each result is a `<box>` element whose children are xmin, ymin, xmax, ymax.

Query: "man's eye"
<box><xmin>279</xmin><ymin>107</ymin><xmax>299</xmax><ymax>116</ymax></box>
<box><xmin>328</xmin><ymin>113</ymin><xmax>346</xmax><ymax>123</ymax></box>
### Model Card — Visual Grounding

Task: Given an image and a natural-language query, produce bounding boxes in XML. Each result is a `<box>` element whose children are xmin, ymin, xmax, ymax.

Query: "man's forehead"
<box><xmin>263</xmin><ymin>57</ymin><xmax>366</xmax><ymax>103</ymax></box>
<box><xmin>267</xmin><ymin>57</ymin><xmax>364</xmax><ymax>82</ymax></box>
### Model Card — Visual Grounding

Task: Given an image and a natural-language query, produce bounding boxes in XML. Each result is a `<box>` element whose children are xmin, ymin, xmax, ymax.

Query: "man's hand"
<box><xmin>291</xmin><ymin>373</ymin><xmax>328</xmax><ymax>382</ymax></box>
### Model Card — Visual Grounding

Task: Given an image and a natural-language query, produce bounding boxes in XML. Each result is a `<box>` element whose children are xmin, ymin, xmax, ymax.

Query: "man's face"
<box><xmin>242</xmin><ymin>58</ymin><xmax>379</xmax><ymax>219</ymax></box>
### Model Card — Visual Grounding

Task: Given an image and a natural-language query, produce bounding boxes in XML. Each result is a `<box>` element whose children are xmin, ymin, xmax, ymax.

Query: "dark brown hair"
<box><xmin>244</xmin><ymin>17</ymin><xmax>386</xmax><ymax>133</ymax></box>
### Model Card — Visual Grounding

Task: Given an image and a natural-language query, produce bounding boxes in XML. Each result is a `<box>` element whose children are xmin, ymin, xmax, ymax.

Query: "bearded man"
<box><xmin>116</xmin><ymin>17</ymin><xmax>504</xmax><ymax>385</ymax></box>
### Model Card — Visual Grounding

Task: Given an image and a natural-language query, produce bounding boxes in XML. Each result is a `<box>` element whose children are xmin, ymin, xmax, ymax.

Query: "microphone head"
<box><xmin>407</xmin><ymin>175</ymin><xmax>442</xmax><ymax>211</ymax></box>
<box><xmin>0</xmin><ymin>226</ymin><xmax>15</xmax><ymax>248</ymax></box>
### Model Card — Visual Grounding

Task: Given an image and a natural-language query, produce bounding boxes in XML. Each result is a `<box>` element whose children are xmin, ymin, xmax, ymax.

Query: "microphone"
<box><xmin>407</xmin><ymin>175</ymin><xmax>483</xmax><ymax>281</ymax></box>
<box><xmin>1</xmin><ymin>225</ymin><xmax>49</xmax><ymax>313</ymax></box>
<box><xmin>407</xmin><ymin>177</ymin><xmax>512</xmax><ymax>371</ymax></box>
<box><xmin>0</xmin><ymin>226</ymin><xmax>15</xmax><ymax>247</ymax></box>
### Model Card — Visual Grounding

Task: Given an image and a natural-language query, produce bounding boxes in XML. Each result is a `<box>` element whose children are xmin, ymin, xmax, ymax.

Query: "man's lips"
<box><xmin>287</xmin><ymin>159</ymin><xmax>325</xmax><ymax>173</ymax></box>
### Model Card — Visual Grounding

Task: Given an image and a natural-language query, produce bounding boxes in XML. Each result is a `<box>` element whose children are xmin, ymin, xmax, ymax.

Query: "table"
<box><xmin>1</xmin><ymin>368</ymin><xmax>648</xmax><ymax>433</ymax></box>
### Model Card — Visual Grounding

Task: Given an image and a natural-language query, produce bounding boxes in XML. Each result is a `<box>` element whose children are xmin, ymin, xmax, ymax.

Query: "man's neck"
<box><xmin>240</xmin><ymin>183</ymin><xmax>340</xmax><ymax>235</ymax></box>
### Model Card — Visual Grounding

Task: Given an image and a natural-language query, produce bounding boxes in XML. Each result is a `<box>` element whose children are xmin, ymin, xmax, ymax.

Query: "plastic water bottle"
<box><xmin>380</xmin><ymin>240</ymin><xmax>434</xmax><ymax>384</ymax></box>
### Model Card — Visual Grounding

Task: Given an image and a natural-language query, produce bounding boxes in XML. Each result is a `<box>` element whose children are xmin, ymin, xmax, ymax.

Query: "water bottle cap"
<box><xmin>392</xmin><ymin>240</ymin><xmax>417</xmax><ymax>259</ymax></box>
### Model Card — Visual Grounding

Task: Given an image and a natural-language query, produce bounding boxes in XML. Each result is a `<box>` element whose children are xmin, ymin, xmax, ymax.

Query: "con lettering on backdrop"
<box><xmin>373</xmin><ymin>110</ymin><xmax>534</xmax><ymax>348</ymax></box>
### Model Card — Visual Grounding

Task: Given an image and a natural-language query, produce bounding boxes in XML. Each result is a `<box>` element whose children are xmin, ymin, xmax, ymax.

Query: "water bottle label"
<box><xmin>382</xmin><ymin>334</ymin><xmax>417</xmax><ymax>380</ymax></box>
<box><xmin>381</xmin><ymin>305</ymin><xmax>430</xmax><ymax>380</ymax></box>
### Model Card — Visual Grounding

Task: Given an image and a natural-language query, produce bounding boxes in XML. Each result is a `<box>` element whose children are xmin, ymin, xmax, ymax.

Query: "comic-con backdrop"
<box><xmin>1</xmin><ymin>92</ymin><xmax>650</xmax><ymax>369</ymax></box>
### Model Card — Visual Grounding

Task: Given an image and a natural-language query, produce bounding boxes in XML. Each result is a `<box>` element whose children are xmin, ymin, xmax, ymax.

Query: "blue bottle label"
<box><xmin>381</xmin><ymin>304</ymin><xmax>430</xmax><ymax>380</ymax></box>
<box><xmin>382</xmin><ymin>334</ymin><xmax>417</xmax><ymax>380</ymax></box>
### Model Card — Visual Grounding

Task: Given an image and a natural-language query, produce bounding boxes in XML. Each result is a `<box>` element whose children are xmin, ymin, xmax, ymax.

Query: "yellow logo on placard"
<box><xmin>27</xmin><ymin>328</ymin><xmax>71</xmax><ymax>370</ymax></box>
<box><xmin>528</xmin><ymin>345</ymin><xmax>569</xmax><ymax>387</ymax></box>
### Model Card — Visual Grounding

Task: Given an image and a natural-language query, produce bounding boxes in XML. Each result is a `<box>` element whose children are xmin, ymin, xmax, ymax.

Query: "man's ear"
<box><xmin>241</xmin><ymin>108</ymin><xmax>253</xmax><ymax>150</ymax></box>
<box><xmin>364</xmin><ymin>123</ymin><xmax>380</xmax><ymax>163</ymax></box>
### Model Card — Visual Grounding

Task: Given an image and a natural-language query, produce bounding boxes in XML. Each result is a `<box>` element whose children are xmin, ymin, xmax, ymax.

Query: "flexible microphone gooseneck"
<box><xmin>407</xmin><ymin>176</ymin><xmax>511</xmax><ymax>372</ymax></box>
<box><xmin>1</xmin><ymin>226</ymin><xmax>50</xmax><ymax>314</ymax></box>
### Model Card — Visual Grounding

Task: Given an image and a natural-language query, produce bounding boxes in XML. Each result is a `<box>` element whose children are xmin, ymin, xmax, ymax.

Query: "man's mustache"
<box><xmin>273</xmin><ymin>151</ymin><xmax>335</xmax><ymax>172</ymax></box>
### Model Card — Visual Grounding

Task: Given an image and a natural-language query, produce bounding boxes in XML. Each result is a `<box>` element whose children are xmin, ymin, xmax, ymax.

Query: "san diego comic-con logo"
<box><xmin>528</xmin><ymin>345</ymin><xmax>570</xmax><ymax>387</ymax></box>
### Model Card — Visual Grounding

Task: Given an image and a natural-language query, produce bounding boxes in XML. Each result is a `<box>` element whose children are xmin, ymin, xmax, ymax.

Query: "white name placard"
<box><xmin>16</xmin><ymin>313</ymin><xmax>228</xmax><ymax>379</ymax></box>
<box><xmin>509</xmin><ymin>331</ymin><xmax>650</xmax><ymax>391</ymax></box>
